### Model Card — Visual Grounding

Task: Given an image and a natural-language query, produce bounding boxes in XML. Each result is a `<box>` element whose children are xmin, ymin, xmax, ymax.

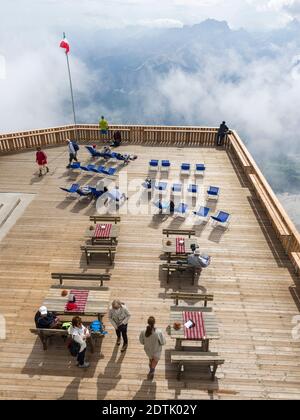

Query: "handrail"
<box><xmin>229</xmin><ymin>130</ymin><xmax>300</xmax><ymax>255</ymax></box>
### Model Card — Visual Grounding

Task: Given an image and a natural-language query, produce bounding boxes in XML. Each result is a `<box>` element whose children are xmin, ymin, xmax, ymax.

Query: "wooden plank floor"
<box><xmin>0</xmin><ymin>143</ymin><xmax>300</xmax><ymax>400</ymax></box>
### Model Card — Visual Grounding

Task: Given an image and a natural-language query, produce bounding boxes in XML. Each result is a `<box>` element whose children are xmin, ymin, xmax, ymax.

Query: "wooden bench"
<box><xmin>51</xmin><ymin>272</ymin><xmax>111</xmax><ymax>288</ymax></box>
<box><xmin>89</xmin><ymin>216</ymin><xmax>121</xmax><ymax>224</ymax></box>
<box><xmin>171</xmin><ymin>351</ymin><xmax>224</xmax><ymax>380</ymax></box>
<box><xmin>168</xmin><ymin>292</ymin><xmax>214</xmax><ymax>307</ymax></box>
<box><xmin>162</xmin><ymin>229</ymin><xmax>196</xmax><ymax>238</ymax></box>
<box><xmin>30</xmin><ymin>325</ymin><xmax>105</xmax><ymax>351</ymax></box>
<box><xmin>161</xmin><ymin>263</ymin><xmax>197</xmax><ymax>285</ymax></box>
<box><xmin>291</xmin><ymin>252</ymin><xmax>300</xmax><ymax>274</ymax></box>
<box><xmin>80</xmin><ymin>245</ymin><xmax>116</xmax><ymax>265</ymax></box>
<box><xmin>249</xmin><ymin>174</ymin><xmax>290</xmax><ymax>238</ymax></box>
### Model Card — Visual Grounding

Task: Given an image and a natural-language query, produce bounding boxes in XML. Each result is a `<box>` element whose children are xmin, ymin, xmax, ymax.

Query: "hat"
<box><xmin>194</xmin><ymin>249</ymin><xmax>201</xmax><ymax>255</ymax></box>
<box><xmin>39</xmin><ymin>306</ymin><xmax>47</xmax><ymax>315</ymax></box>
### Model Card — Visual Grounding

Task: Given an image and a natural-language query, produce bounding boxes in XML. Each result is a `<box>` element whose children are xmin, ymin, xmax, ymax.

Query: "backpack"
<box><xmin>90</xmin><ymin>320</ymin><xmax>108</xmax><ymax>335</ymax></box>
<box><xmin>68</xmin><ymin>340</ymin><xmax>80</xmax><ymax>357</ymax></box>
<box><xmin>72</xmin><ymin>141</ymin><xmax>79</xmax><ymax>152</ymax></box>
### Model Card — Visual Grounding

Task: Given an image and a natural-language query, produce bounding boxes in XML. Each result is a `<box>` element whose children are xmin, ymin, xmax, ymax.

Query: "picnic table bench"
<box><xmin>161</xmin><ymin>263</ymin><xmax>197</xmax><ymax>285</ymax></box>
<box><xmin>89</xmin><ymin>215</ymin><xmax>121</xmax><ymax>224</ymax></box>
<box><xmin>30</xmin><ymin>323</ymin><xmax>105</xmax><ymax>351</ymax></box>
<box><xmin>86</xmin><ymin>223</ymin><xmax>119</xmax><ymax>245</ymax></box>
<box><xmin>43</xmin><ymin>285</ymin><xmax>110</xmax><ymax>321</ymax></box>
<box><xmin>170</xmin><ymin>305</ymin><xmax>220</xmax><ymax>351</ymax></box>
<box><xmin>162</xmin><ymin>229</ymin><xmax>196</xmax><ymax>238</ymax></box>
<box><xmin>170</xmin><ymin>351</ymin><xmax>224</xmax><ymax>380</ymax></box>
<box><xmin>51</xmin><ymin>272</ymin><xmax>110</xmax><ymax>288</ymax></box>
<box><xmin>162</xmin><ymin>237</ymin><xmax>199</xmax><ymax>262</ymax></box>
<box><xmin>80</xmin><ymin>244</ymin><xmax>116</xmax><ymax>265</ymax></box>
<box><xmin>168</xmin><ymin>292</ymin><xmax>214</xmax><ymax>307</ymax></box>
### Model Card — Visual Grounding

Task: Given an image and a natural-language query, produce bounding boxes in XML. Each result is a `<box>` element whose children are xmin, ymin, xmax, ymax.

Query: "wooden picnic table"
<box><xmin>162</xmin><ymin>237</ymin><xmax>199</xmax><ymax>257</ymax></box>
<box><xmin>85</xmin><ymin>223</ymin><xmax>119</xmax><ymax>245</ymax></box>
<box><xmin>42</xmin><ymin>287</ymin><xmax>111</xmax><ymax>321</ymax></box>
<box><xmin>169</xmin><ymin>305</ymin><xmax>220</xmax><ymax>351</ymax></box>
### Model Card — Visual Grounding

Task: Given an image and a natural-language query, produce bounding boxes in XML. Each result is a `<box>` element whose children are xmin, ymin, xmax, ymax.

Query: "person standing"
<box><xmin>139</xmin><ymin>316</ymin><xmax>166</xmax><ymax>379</ymax></box>
<box><xmin>109</xmin><ymin>299</ymin><xmax>130</xmax><ymax>352</ymax></box>
<box><xmin>36</xmin><ymin>147</ymin><xmax>49</xmax><ymax>177</ymax></box>
<box><xmin>68</xmin><ymin>316</ymin><xmax>90</xmax><ymax>368</ymax></box>
<box><xmin>216</xmin><ymin>121</ymin><xmax>229</xmax><ymax>146</ymax></box>
<box><xmin>99</xmin><ymin>115</ymin><xmax>109</xmax><ymax>140</ymax></box>
<box><xmin>66</xmin><ymin>138</ymin><xmax>78</xmax><ymax>168</ymax></box>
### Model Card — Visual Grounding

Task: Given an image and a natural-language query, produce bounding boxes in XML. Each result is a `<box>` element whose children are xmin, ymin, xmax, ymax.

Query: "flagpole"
<box><xmin>62</xmin><ymin>32</ymin><xmax>77</xmax><ymax>139</ymax></box>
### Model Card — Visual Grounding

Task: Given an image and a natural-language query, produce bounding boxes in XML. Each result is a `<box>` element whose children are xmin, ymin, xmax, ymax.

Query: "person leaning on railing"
<box><xmin>99</xmin><ymin>115</ymin><xmax>109</xmax><ymax>140</ymax></box>
<box><xmin>216</xmin><ymin>121</ymin><xmax>231</xmax><ymax>146</ymax></box>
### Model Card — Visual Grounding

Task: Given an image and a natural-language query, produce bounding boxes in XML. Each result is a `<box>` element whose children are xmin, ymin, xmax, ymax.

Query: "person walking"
<box><xmin>109</xmin><ymin>299</ymin><xmax>130</xmax><ymax>352</ymax></box>
<box><xmin>66</xmin><ymin>138</ymin><xmax>78</xmax><ymax>168</ymax></box>
<box><xmin>216</xmin><ymin>121</ymin><xmax>229</xmax><ymax>146</ymax></box>
<box><xmin>99</xmin><ymin>115</ymin><xmax>109</xmax><ymax>140</ymax></box>
<box><xmin>139</xmin><ymin>316</ymin><xmax>166</xmax><ymax>379</ymax></box>
<box><xmin>68</xmin><ymin>316</ymin><xmax>90</xmax><ymax>368</ymax></box>
<box><xmin>36</xmin><ymin>146</ymin><xmax>49</xmax><ymax>177</ymax></box>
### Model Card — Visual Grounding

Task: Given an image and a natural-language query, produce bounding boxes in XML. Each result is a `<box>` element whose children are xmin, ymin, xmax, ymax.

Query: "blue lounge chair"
<box><xmin>195</xmin><ymin>163</ymin><xmax>206</xmax><ymax>176</ymax></box>
<box><xmin>161</xmin><ymin>160</ymin><xmax>171</xmax><ymax>172</ymax></box>
<box><xmin>172</xmin><ymin>183</ymin><xmax>182</xmax><ymax>194</ymax></box>
<box><xmin>103</xmin><ymin>167</ymin><xmax>117</xmax><ymax>176</ymax></box>
<box><xmin>60</xmin><ymin>183</ymin><xmax>80</xmax><ymax>195</ymax></box>
<box><xmin>97</xmin><ymin>166</ymin><xmax>117</xmax><ymax>176</ymax></box>
<box><xmin>69</xmin><ymin>162</ymin><xmax>81</xmax><ymax>169</ymax></box>
<box><xmin>193</xmin><ymin>206</ymin><xmax>211</xmax><ymax>222</ymax></box>
<box><xmin>85</xmin><ymin>146</ymin><xmax>102</xmax><ymax>158</ymax></box>
<box><xmin>207</xmin><ymin>186</ymin><xmax>220</xmax><ymax>200</ymax></box>
<box><xmin>149</xmin><ymin>160</ymin><xmax>159</xmax><ymax>171</ymax></box>
<box><xmin>174</xmin><ymin>202</ymin><xmax>189</xmax><ymax>216</ymax></box>
<box><xmin>155</xmin><ymin>182</ymin><xmax>168</xmax><ymax>192</ymax></box>
<box><xmin>211</xmin><ymin>211</ymin><xmax>230</xmax><ymax>227</ymax></box>
<box><xmin>188</xmin><ymin>184</ymin><xmax>198</xmax><ymax>194</ymax></box>
<box><xmin>80</xmin><ymin>164</ymin><xmax>96</xmax><ymax>172</ymax></box>
<box><xmin>180</xmin><ymin>163</ymin><xmax>190</xmax><ymax>176</ymax></box>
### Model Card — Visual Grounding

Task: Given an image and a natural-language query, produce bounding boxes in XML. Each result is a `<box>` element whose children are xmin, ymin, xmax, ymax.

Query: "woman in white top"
<box><xmin>109</xmin><ymin>300</ymin><xmax>131</xmax><ymax>352</ymax></box>
<box><xmin>68</xmin><ymin>316</ymin><xmax>90</xmax><ymax>368</ymax></box>
<box><xmin>139</xmin><ymin>316</ymin><xmax>166</xmax><ymax>379</ymax></box>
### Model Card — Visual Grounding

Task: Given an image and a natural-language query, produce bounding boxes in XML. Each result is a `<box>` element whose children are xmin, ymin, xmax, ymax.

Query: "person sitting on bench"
<box><xmin>111</xmin><ymin>131</ymin><xmax>122</xmax><ymax>147</ymax></box>
<box><xmin>187</xmin><ymin>249</ymin><xmax>211</xmax><ymax>269</ymax></box>
<box><xmin>34</xmin><ymin>306</ymin><xmax>61</xmax><ymax>329</ymax></box>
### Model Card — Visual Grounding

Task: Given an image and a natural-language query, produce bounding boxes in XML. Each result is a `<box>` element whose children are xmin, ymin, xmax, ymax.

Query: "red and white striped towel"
<box><xmin>64</xmin><ymin>290</ymin><xmax>89</xmax><ymax>313</ymax></box>
<box><xmin>94</xmin><ymin>223</ymin><xmax>112</xmax><ymax>239</ymax></box>
<box><xmin>183</xmin><ymin>311</ymin><xmax>206</xmax><ymax>340</ymax></box>
<box><xmin>176</xmin><ymin>237</ymin><xmax>185</xmax><ymax>254</ymax></box>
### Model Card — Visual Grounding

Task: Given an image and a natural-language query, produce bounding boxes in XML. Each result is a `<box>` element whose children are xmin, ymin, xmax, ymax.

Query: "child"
<box><xmin>36</xmin><ymin>147</ymin><xmax>49</xmax><ymax>177</ymax></box>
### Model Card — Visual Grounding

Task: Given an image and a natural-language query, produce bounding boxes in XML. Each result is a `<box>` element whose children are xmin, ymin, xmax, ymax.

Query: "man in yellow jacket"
<box><xmin>99</xmin><ymin>115</ymin><xmax>109</xmax><ymax>140</ymax></box>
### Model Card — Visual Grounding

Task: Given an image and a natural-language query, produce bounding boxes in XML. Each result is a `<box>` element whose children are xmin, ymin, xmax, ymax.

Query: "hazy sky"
<box><xmin>1</xmin><ymin>0</ymin><xmax>300</xmax><ymax>32</ymax></box>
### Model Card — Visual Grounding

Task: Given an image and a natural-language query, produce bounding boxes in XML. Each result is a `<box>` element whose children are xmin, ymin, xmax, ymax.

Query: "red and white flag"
<box><xmin>60</xmin><ymin>36</ymin><xmax>70</xmax><ymax>54</ymax></box>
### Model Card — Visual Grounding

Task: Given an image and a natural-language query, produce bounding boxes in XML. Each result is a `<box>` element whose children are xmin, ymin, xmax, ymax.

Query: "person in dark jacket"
<box><xmin>216</xmin><ymin>121</ymin><xmax>229</xmax><ymax>146</ymax></box>
<box><xmin>34</xmin><ymin>306</ymin><xmax>61</xmax><ymax>329</ymax></box>
<box><xmin>111</xmin><ymin>131</ymin><xmax>122</xmax><ymax>147</ymax></box>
